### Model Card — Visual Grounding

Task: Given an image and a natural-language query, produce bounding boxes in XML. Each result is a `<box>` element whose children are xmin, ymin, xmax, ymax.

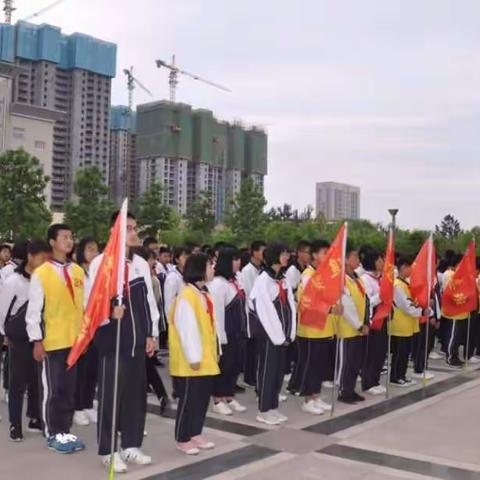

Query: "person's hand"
<box><xmin>145</xmin><ymin>337</ymin><xmax>156</xmax><ymax>357</ymax></box>
<box><xmin>361</xmin><ymin>325</ymin><xmax>370</xmax><ymax>335</ymax></box>
<box><xmin>3</xmin><ymin>336</ymin><xmax>8</xmax><ymax>346</ymax></box>
<box><xmin>331</xmin><ymin>303</ymin><xmax>344</xmax><ymax>316</ymax></box>
<box><xmin>190</xmin><ymin>362</ymin><xmax>200</xmax><ymax>371</ymax></box>
<box><xmin>112</xmin><ymin>305</ymin><xmax>125</xmax><ymax>320</ymax></box>
<box><xmin>33</xmin><ymin>341</ymin><xmax>46</xmax><ymax>362</ymax></box>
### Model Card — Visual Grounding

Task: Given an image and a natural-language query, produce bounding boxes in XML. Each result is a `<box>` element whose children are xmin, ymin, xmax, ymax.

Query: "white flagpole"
<box><xmin>108</xmin><ymin>199</ymin><xmax>128</xmax><ymax>480</ymax></box>
<box><xmin>423</xmin><ymin>233</ymin><xmax>433</xmax><ymax>389</ymax></box>
<box><xmin>331</xmin><ymin>222</ymin><xmax>348</xmax><ymax>418</ymax></box>
<box><xmin>385</xmin><ymin>227</ymin><xmax>394</xmax><ymax>400</ymax></box>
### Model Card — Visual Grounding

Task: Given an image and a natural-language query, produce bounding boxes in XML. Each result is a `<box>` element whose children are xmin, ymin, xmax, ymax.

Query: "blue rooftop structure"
<box><xmin>111</xmin><ymin>106</ymin><xmax>137</xmax><ymax>132</ymax></box>
<box><xmin>0</xmin><ymin>21</ymin><xmax>116</xmax><ymax>77</ymax></box>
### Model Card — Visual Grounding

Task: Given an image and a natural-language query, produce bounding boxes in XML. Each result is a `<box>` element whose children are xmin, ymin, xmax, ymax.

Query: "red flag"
<box><xmin>410</xmin><ymin>234</ymin><xmax>436</xmax><ymax>323</ymax></box>
<box><xmin>371</xmin><ymin>228</ymin><xmax>395</xmax><ymax>329</ymax></box>
<box><xmin>299</xmin><ymin>223</ymin><xmax>347</xmax><ymax>329</ymax></box>
<box><xmin>441</xmin><ymin>240</ymin><xmax>477</xmax><ymax>318</ymax></box>
<box><xmin>67</xmin><ymin>199</ymin><xmax>128</xmax><ymax>368</ymax></box>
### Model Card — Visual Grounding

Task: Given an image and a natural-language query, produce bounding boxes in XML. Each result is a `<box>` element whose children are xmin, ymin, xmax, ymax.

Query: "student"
<box><xmin>209</xmin><ymin>247</ymin><xmax>248</xmax><ymax>416</ymax></box>
<box><xmin>26</xmin><ymin>224</ymin><xmax>86</xmax><ymax>454</ymax></box>
<box><xmin>285</xmin><ymin>240</ymin><xmax>312</xmax><ymax>293</ymax></box>
<box><xmin>250</xmin><ymin>243</ymin><xmax>296</xmax><ymax>426</ymax></box>
<box><xmin>289</xmin><ymin>239</ymin><xmax>335</xmax><ymax>415</ymax></box>
<box><xmin>73</xmin><ymin>237</ymin><xmax>100</xmax><ymax>427</ymax></box>
<box><xmin>390</xmin><ymin>257</ymin><xmax>428</xmax><ymax>386</ymax></box>
<box><xmin>337</xmin><ymin>245</ymin><xmax>370</xmax><ymax>404</ymax></box>
<box><xmin>164</xmin><ymin>246</ymin><xmax>192</xmax><ymax>320</ymax></box>
<box><xmin>169</xmin><ymin>253</ymin><xmax>219</xmax><ymax>455</ymax></box>
<box><xmin>0</xmin><ymin>240</ymin><xmax>49</xmax><ymax>442</ymax></box>
<box><xmin>0</xmin><ymin>241</ymin><xmax>28</xmax><ymax>287</ymax></box>
<box><xmin>0</xmin><ymin>243</ymin><xmax>12</xmax><ymax>269</ymax></box>
<box><xmin>360</xmin><ymin>249</ymin><xmax>388</xmax><ymax>395</ymax></box>
<box><xmin>89</xmin><ymin>212</ymin><xmax>159</xmax><ymax>473</ymax></box>
<box><xmin>155</xmin><ymin>246</ymin><xmax>173</xmax><ymax>344</ymax></box>
<box><xmin>240</xmin><ymin>241</ymin><xmax>266</xmax><ymax>387</ymax></box>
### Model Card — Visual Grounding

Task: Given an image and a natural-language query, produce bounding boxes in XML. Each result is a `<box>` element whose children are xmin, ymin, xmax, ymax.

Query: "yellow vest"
<box><xmin>35</xmin><ymin>262</ymin><xmax>84</xmax><ymax>352</ymax></box>
<box><xmin>441</xmin><ymin>270</ymin><xmax>469</xmax><ymax>321</ymax></box>
<box><xmin>390</xmin><ymin>279</ymin><xmax>420</xmax><ymax>337</ymax></box>
<box><xmin>337</xmin><ymin>275</ymin><xmax>366</xmax><ymax>339</ymax></box>
<box><xmin>297</xmin><ymin>266</ymin><xmax>335</xmax><ymax>339</ymax></box>
<box><xmin>169</xmin><ymin>285</ymin><xmax>220</xmax><ymax>377</ymax></box>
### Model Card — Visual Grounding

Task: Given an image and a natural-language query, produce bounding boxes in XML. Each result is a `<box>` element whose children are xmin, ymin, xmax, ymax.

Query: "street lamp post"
<box><xmin>388</xmin><ymin>209</ymin><xmax>399</xmax><ymax>231</ymax></box>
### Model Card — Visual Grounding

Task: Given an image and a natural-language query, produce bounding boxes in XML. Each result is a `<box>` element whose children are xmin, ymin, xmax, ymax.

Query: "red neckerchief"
<box><xmin>50</xmin><ymin>260</ymin><xmax>75</xmax><ymax>305</ymax></box>
<box><xmin>201</xmin><ymin>290</ymin><xmax>215</xmax><ymax>327</ymax></box>
<box><xmin>277</xmin><ymin>279</ymin><xmax>287</xmax><ymax>305</ymax></box>
<box><xmin>229</xmin><ymin>278</ymin><xmax>245</xmax><ymax>300</ymax></box>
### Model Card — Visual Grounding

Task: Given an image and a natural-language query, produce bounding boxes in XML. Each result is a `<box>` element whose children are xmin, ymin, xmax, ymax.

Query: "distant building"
<box><xmin>136</xmin><ymin>101</ymin><xmax>267</xmax><ymax>221</ymax></box>
<box><xmin>315</xmin><ymin>182</ymin><xmax>360</xmax><ymax>220</ymax></box>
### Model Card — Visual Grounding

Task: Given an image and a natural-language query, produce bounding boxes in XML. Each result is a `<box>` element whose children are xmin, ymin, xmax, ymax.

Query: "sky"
<box><xmin>12</xmin><ymin>0</ymin><xmax>480</xmax><ymax>230</ymax></box>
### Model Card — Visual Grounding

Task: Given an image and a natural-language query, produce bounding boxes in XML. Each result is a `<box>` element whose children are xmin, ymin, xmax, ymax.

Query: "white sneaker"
<box><xmin>429</xmin><ymin>351</ymin><xmax>442</xmax><ymax>360</ymax></box>
<box><xmin>373</xmin><ymin>385</ymin><xmax>386</xmax><ymax>394</ymax></box>
<box><xmin>283</xmin><ymin>373</ymin><xmax>292</xmax><ymax>383</ymax></box>
<box><xmin>412</xmin><ymin>371</ymin><xmax>435</xmax><ymax>380</ymax></box>
<box><xmin>322</xmin><ymin>381</ymin><xmax>334</xmax><ymax>388</ymax></box>
<box><xmin>227</xmin><ymin>399</ymin><xmax>247</xmax><ymax>413</ymax></box>
<box><xmin>302</xmin><ymin>400</ymin><xmax>324</xmax><ymax>415</ymax></box>
<box><xmin>270</xmin><ymin>409</ymin><xmax>288</xmax><ymax>422</ymax></box>
<box><xmin>73</xmin><ymin>410</ymin><xmax>90</xmax><ymax>426</ymax></box>
<box><xmin>177</xmin><ymin>442</ymin><xmax>200</xmax><ymax>455</ymax></box>
<box><xmin>256</xmin><ymin>411</ymin><xmax>281</xmax><ymax>426</ymax></box>
<box><xmin>314</xmin><ymin>398</ymin><xmax>332</xmax><ymax>411</ymax></box>
<box><xmin>121</xmin><ymin>447</ymin><xmax>152</xmax><ymax>465</ymax></box>
<box><xmin>467</xmin><ymin>356</ymin><xmax>480</xmax><ymax>364</ymax></box>
<box><xmin>212</xmin><ymin>401</ymin><xmax>233</xmax><ymax>416</ymax></box>
<box><xmin>102</xmin><ymin>452</ymin><xmax>128</xmax><ymax>473</ymax></box>
<box><xmin>83</xmin><ymin>408</ymin><xmax>97</xmax><ymax>424</ymax></box>
<box><xmin>278</xmin><ymin>393</ymin><xmax>288</xmax><ymax>402</ymax></box>
<box><xmin>403</xmin><ymin>378</ymin><xmax>417</xmax><ymax>387</ymax></box>
<box><xmin>366</xmin><ymin>386</ymin><xmax>384</xmax><ymax>395</ymax></box>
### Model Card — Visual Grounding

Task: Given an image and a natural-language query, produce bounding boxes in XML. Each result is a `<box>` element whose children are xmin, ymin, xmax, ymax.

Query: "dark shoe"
<box><xmin>447</xmin><ymin>358</ymin><xmax>464</xmax><ymax>368</ymax></box>
<box><xmin>159</xmin><ymin>396</ymin><xmax>170</xmax><ymax>416</ymax></box>
<box><xmin>9</xmin><ymin>425</ymin><xmax>23</xmax><ymax>442</ymax></box>
<box><xmin>27</xmin><ymin>418</ymin><xmax>43</xmax><ymax>433</ymax></box>
<box><xmin>338</xmin><ymin>394</ymin><xmax>357</xmax><ymax>404</ymax></box>
<box><xmin>235</xmin><ymin>384</ymin><xmax>246</xmax><ymax>394</ymax></box>
<box><xmin>352</xmin><ymin>392</ymin><xmax>365</xmax><ymax>402</ymax></box>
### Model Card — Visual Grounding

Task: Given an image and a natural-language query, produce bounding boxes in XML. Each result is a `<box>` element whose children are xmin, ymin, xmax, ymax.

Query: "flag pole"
<box><xmin>330</xmin><ymin>222</ymin><xmax>348</xmax><ymax>417</ymax></box>
<box><xmin>464</xmin><ymin>312</ymin><xmax>471</xmax><ymax>372</ymax></box>
<box><xmin>422</xmin><ymin>234</ymin><xmax>433</xmax><ymax>389</ymax></box>
<box><xmin>108</xmin><ymin>199</ymin><xmax>128</xmax><ymax>480</ymax></box>
<box><xmin>385</xmin><ymin>313</ymin><xmax>392</xmax><ymax>399</ymax></box>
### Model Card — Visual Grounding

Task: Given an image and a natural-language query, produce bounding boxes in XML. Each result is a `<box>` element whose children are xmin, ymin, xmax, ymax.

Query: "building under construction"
<box><xmin>135</xmin><ymin>100</ymin><xmax>267</xmax><ymax>221</ymax></box>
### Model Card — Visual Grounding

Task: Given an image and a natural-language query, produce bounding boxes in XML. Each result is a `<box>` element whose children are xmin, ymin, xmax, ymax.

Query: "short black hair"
<box><xmin>0</xmin><ymin>244</ymin><xmax>11</xmax><ymax>253</ymax></box>
<box><xmin>110</xmin><ymin>210</ymin><xmax>136</xmax><ymax>227</ymax></box>
<box><xmin>143</xmin><ymin>236</ymin><xmax>158</xmax><ymax>248</ymax></box>
<box><xmin>213</xmin><ymin>241</ymin><xmax>226</xmax><ymax>252</ymax></box>
<box><xmin>311</xmin><ymin>239</ymin><xmax>330</xmax><ymax>254</ymax></box>
<box><xmin>132</xmin><ymin>246</ymin><xmax>156</xmax><ymax>262</ymax></box>
<box><xmin>12</xmin><ymin>239</ymin><xmax>29</xmax><ymax>261</ymax></box>
<box><xmin>183</xmin><ymin>253</ymin><xmax>209</xmax><ymax>284</ymax></box>
<box><xmin>264</xmin><ymin>242</ymin><xmax>289</xmax><ymax>267</ymax></box>
<box><xmin>47</xmin><ymin>224</ymin><xmax>72</xmax><ymax>244</ymax></box>
<box><xmin>362</xmin><ymin>249</ymin><xmax>382</xmax><ymax>272</ymax></box>
<box><xmin>173</xmin><ymin>246</ymin><xmax>192</xmax><ymax>262</ymax></box>
<box><xmin>396</xmin><ymin>255</ymin><xmax>412</xmax><ymax>270</ymax></box>
<box><xmin>159</xmin><ymin>246</ymin><xmax>171</xmax><ymax>255</ymax></box>
<box><xmin>296</xmin><ymin>240</ymin><xmax>311</xmax><ymax>253</ymax></box>
<box><xmin>215</xmin><ymin>247</ymin><xmax>240</xmax><ymax>280</ymax></box>
<box><xmin>76</xmin><ymin>237</ymin><xmax>98</xmax><ymax>266</ymax></box>
<box><xmin>345</xmin><ymin>241</ymin><xmax>357</xmax><ymax>257</ymax></box>
<box><xmin>250</xmin><ymin>240</ymin><xmax>266</xmax><ymax>256</ymax></box>
<box><xmin>27</xmin><ymin>240</ymin><xmax>49</xmax><ymax>256</ymax></box>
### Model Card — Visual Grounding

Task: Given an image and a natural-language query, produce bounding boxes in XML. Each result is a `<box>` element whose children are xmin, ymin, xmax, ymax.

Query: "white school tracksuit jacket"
<box><xmin>0</xmin><ymin>270</ymin><xmax>29</xmax><ymax>335</ymax></box>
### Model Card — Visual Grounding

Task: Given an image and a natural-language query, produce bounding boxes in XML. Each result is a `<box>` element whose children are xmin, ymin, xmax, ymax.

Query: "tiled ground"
<box><xmin>1</xmin><ymin>353</ymin><xmax>479</xmax><ymax>479</ymax></box>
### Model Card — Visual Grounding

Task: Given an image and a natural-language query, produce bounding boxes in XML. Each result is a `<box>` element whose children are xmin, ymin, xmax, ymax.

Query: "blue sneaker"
<box><xmin>63</xmin><ymin>433</ymin><xmax>85</xmax><ymax>452</ymax></box>
<box><xmin>47</xmin><ymin>434</ymin><xmax>76</xmax><ymax>454</ymax></box>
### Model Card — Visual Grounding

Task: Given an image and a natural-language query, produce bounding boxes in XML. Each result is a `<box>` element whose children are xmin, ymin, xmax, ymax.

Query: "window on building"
<box><xmin>35</xmin><ymin>140</ymin><xmax>46</xmax><ymax>150</ymax></box>
<box><xmin>12</xmin><ymin>127</ymin><xmax>25</xmax><ymax>140</ymax></box>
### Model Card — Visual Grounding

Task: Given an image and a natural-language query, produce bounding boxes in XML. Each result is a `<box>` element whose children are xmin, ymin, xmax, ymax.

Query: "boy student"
<box><xmin>250</xmin><ymin>243</ymin><xmax>296</xmax><ymax>426</ymax></box>
<box><xmin>285</xmin><ymin>240</ymin><xmax>312</xmax><ymax>293</ymax></box>
<box><xmin>0</xmin><ymin>240</ymin><xmax>49</xmax><ymax>442</ymax></box>
<box><xmin>169</xmin><ymin>254</ymin><xmax>219</xmax><ymax>455</ymax></box>
<box><xmin>164</xmin><ymin>246</ymin><xmax>192</xmax><ymax>320</ymax></box>
<box><xmin>289</xmin><ymin>239</ymin><xmax>335</xmax><ymax>415</ymax></box>
<box><xmin>26</xmin><ymin>224</ymin><xmax>86</xmax><ymax>454</ymax></box>
<box><xmin>336</xmin><ymin>245</ymin><xmax>370</xmax><ymax>404</ymax></box>
<box><xmin>390</xmin><ymin>257</ymin><xmax>428</xmax><ymax>387</ymax></box>
<box><xmin>89</xmin><ymin>211</ymin><xmax>159</xmax><ymax>474</ymax></box>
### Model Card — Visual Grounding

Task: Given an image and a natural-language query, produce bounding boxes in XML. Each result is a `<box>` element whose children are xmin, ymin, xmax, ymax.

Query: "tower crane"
<box><xmin>123</xmin><ymin>66</ymin><xmax>153</xmax><ymax>111</ymax></box>
<box><xmin>3</xmin><ymin>0</ymin><xmax>69</xmax><ymax>24</ymax></box>
<box><xmin>155</xmin><ymin>55</ymin><xmax>231</xmax><ymax>103</ymax></box>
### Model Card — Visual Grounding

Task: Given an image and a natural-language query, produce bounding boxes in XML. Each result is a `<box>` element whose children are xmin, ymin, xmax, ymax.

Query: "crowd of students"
<box><xmin>0</xmin><ymin>223</ymin><xmax>480</xmax><ymax>474</ymax></box>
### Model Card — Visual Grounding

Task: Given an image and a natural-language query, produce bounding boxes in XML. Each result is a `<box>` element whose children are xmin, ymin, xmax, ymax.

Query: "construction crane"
<box><xmin>3</xmin><ymin>0</ymin><xmax>15</xmax><ymax>23</ymax></box>
<box><xmin>155</xmin><ymin>55</ymin><xmax>231</xmax><ymax>103</ymax></box>
<box><xmin>23</xmin><ymin>0</ymin><xmax>68</xmax><ymax>22</ymax></box>
<box><xmin>3</xmin><ymin>0</ymin><xmax>68</xmax><ymax>24</ymax></box>
<box><xmin>123</xmin><ymin>66</ymin><xmax>153</xmax><ymax>111</ymax></box>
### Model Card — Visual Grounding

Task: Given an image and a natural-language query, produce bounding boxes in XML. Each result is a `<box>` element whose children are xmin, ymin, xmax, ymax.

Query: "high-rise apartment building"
<box><xmin>136</xmin><ymin>101</ymin><xmax>267</xmax><ymax>221</ymax></box>
<box><xmin>316</xmin><ymin>181</ymin><xmax>360</xmax><ymax>220</ymax></box>
<box><xmin>0</xmin><ymin>21</ymin><xmax>116</xmax><ymax>209</ymax></box>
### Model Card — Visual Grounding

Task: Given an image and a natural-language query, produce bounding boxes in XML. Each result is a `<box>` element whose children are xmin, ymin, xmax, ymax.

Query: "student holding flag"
<box><xmin>26</xmin><ymin>224</ymin><xmax>86</xmax><ymax>454</ymax></box>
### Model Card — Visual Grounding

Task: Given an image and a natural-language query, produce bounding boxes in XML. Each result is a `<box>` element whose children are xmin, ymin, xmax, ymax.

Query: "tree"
<box><xmin>435</xmin><ymin>214</ymin><xmax>462</xmax><ymax>241</ymax></box>
<box><xmin>134</xmin><ymin>183</ymin><xmax>178</xmax><ymax>237</ymax></box>
<box><xmin>225</xmin><ymin>179</ymin><xmax>267</xmax><ymax>243</ymax></box>
<box><xmin>64</xmin><ymin>166</ymin><xmax>115</xmax><ymax>242</ymax></box>
<box><xmin>0</xmin><ymin>148</ymin><xmax>51</xmax><ymax>240</ymax></box>
<box><xmin>185</xmin><ymin>190</ymin><xmax>216</xmax><ymax>236</ymax></box>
